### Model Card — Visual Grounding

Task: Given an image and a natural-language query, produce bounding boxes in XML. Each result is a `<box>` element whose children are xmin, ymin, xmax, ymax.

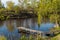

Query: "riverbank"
<box><xmin>51</xmin><ymin>34</ymin><xmax>60</xmax><ymax>40</ymax></box>
<box><xmin>0</xmin><ymin>13</ymin><xmax>37</xmax><ymax>20</ymax></box>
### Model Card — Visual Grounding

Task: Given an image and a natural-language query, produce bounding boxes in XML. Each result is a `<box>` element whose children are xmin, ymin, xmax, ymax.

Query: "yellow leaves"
<box><xmin>7</xmin><ymin>7</ymin><xmax>11</xmax><ymax>10</ymax></box>
<box><xmin>0</xmin><ymin>8</ymin><xmax>4</xmax><ymax>14</ymax></box>
<box><xmin>14</xmin><ymin>6</ymin><xmax>20</xmax><ymax>14</ymax></box>
<box><xmin>6</xmin><ymin>1</ymin><xmax>14</xmax><ymax>10</ymax></box>
<box><xmin>52</xmin><ymin>0</ymin><xmax>57</xmax><ymax>2</ymax></box>
<box><xmin>50</xmin><ymin>14</ymin><xmax>59</xmax><ymax>23</ymax></box>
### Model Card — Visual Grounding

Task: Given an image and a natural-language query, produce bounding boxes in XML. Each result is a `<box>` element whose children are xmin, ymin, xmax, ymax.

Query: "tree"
<box><xmin>18</xmin><ymin>0</ymin><xmax>28</xmax><ymax>9</ymax></box>
<box><xmin>0</xmin><ymin>0</ymin><xmax>2</xmax><ymax>8</ymax></box>
<box><xmin>6</xmin><ymin>1</ymin><xmax>15</xmax><ymax>15</ymax></box>
<box><xmin>14</xmin><ymin>5</ymin><xmax>20</xmax><ymax>14</ymax></box>
<box><xmin>50</xmin><ymin>14</ymin><xmax>59</xmax><ymax>28</ymax></box>
<box><xmin>50</xmin><ymin>0</ymin><xmax>59</xmax><ymax>28</ymax></box>
<box><xmin>6</xmin><ymin>1</ymin><xmax>14</xmax><ymax>10</ymax></box>
<box><xmin>18</xmin><ymin>0</ymin><xmax>40</xmax><ymax>15</ymax></box>
<box><xmin>36</xmin><ymin>0</ymin><xmax>48</xmax><ymax>24</ymax></box>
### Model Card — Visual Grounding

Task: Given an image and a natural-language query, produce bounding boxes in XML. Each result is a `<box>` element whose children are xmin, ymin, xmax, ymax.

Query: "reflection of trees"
<box><xmin>16</xmin><ymin>19</ymin><xmax>25</xmax><ymax>27</ymax></box>
<box><xmin>24</xmin><ymin>19</ymin><xmax>30</xmax><ymax>28</ymax></box>
<box><xmin>31</xmin><ymin>18</ymin><xmax>37</xmax><ymax>29</ymax></box>
<box><xmin>16</xmin><ymin>18</ymin><xmax>38</xmax><ymax>29</ymax></box>
<box><xmin>16</xmin><ymin>19</ymin><xmax>31</xmax><ymax>28</ymax></box>
<box><xmin>24</xmin><ymin>18</ymin><xmax>37</xmax><ymax>29</ymax></box>
<box><xmin>6</xmin><ymin>20</ymin><xmax>14</xmax><ymax>32</ymax></box>
<box><xmin>30</xmin><ymin>18</ymin><xmax>40</xmax><ymax>30</ymax></box>
<box><xmin>0</xmin><ymin>21</ymin><xmax>4</xmax><ymax>27</ymax></box>
<box><xmin>16</xmin><ymin>19</ymin><xmax>30</xmax><ymax>28</ymax></box>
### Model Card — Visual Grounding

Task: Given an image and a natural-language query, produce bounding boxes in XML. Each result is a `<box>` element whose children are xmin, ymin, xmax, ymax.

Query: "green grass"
<box><xmin>51</xmin><ymin>34</ymin><xmax>60</xmax><ymax>40</ymax></box>
<box><xmin>19</xmin><ymin>32</ymin><xmax>60</xmax><ymax>40</ymax></box>
<box><xmin>0</xmin><ymin>36</ymin><xmax>7</xmax><ymax>40</ymax></box>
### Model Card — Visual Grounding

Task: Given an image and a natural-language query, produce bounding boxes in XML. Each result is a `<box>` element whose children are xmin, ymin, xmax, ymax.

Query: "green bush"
<box><xmin>20</xmin><ymin>35</ymin><xmax>28</xmax><ymax>40</ymax></box>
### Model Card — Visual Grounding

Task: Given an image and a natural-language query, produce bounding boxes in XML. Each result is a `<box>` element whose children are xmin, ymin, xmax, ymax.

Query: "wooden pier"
<box><xmin>17</xmin><ymin>27</ymin><xmax>60</xmax><ymax>36</ymax></box>
<box><xmin>17</xmin><ymin>27</ymin><xmax>44</xmax><ymax>35</ymax></box>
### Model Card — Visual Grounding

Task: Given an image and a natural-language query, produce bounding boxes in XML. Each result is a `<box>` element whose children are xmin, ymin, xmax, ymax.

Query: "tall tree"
<box><xmin>6</xmin><ymin>1</ymin><xmax>14</xmax><ymax>10</ymax></box>
<box><xmin>0</xmin><ymin>0</ymin><xmax>2</xmax><ymax>8</ymax></box>
<box><xmin>50</xmin><ymin>0</ymin><xmax>59</xmax><ymax>28</ymax></box>
<box><xmin>0</xmin><ymin>0</ymin><xmax>4</xmax><ymax>8</ymax></box>
<box><xmin>18</xmin><ymin>0</ymin><xmax>28</xmax><ymax>9</ymax></box>
<box><xmin>14</xmin><ymin>5</ymin><xmax>20</xmax><ymax>14</ymax></box>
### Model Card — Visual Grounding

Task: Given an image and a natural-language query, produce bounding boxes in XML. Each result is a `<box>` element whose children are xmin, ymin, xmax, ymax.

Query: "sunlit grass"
<box><xmin>19</xmin><ymin>35</ymin><xmax>28</xmax><ymax>40</ymax></box>
<box><xmin>0</xmin><ymin>36</ymin><xmax>7</xmax><ymax>40</ymax></box>
<box><xmin>51</xmin><ymin>34</ymin><xmax>60</xmax><ymax>40</ymax></box>
<box><xmin>50</xmin><ymin>26</ymin><xmax>60</xmax><ymax>31</ymax></box>
<box><xmin>19</xmin><ymin>35</ymin><xmax>49</xmax><ymax>40</ymax></box>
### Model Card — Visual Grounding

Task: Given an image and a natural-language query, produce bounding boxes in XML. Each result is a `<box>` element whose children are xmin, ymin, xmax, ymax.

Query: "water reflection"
<box><xmin>6</xmin><ymin>20</ymin><xmax>15</xmax><ymax>32</ymax></box>
<box><xmin>16</xmin><ymin>19</ymin><xmax>25</xmax><ymax>27</ymax></box>
<box><xmin>0</xmin><ymin>21</ymin><xmax>4</xmax><ymax>27</ymax></box>
<box><xmin>0</xmin><ymin>18</ymin><xmax>54</xmax><ymax>40</ymax></box>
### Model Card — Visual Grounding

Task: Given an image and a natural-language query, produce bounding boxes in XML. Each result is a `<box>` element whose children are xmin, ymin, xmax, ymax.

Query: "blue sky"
<box><xmin>1</xmin><ymin>0</ymin><xmax>19</xmax><ymax>7</ymax></box>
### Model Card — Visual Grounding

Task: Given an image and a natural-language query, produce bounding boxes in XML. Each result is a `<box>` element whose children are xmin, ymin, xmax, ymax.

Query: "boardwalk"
<box><xmin>17</xmin><ymin>27</ymin><xmax>44</xmax><ymax>35</ymax></box>
<box><xmin>18</xmin><ymin>27</ymin><xmax>60</xmax><ymax>36</ymax></box>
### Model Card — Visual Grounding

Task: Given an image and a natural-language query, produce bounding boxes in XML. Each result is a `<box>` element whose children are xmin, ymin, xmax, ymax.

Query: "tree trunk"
<box><xmin>54</xmin><ymin>20</ymin><xmax>59</xmax><ymax>28</ymax></box>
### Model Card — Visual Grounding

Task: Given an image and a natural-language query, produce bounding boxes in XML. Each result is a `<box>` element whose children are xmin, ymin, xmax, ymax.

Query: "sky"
<box><xmin>1</xmin><ymin>0</ymin><xmax>19</xmax><ymax>7</ymax></box>
<box><xmin>1</xmin><ymin>0</ymin><xmax>40</xmax><ymax>7</ymax></box>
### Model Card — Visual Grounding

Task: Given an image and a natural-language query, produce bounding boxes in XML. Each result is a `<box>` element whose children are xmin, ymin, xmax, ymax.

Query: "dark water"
<box><xmin>0</xmin><ymin>18</ymin><xmax>54</xmax><ymax>40</ymax></box>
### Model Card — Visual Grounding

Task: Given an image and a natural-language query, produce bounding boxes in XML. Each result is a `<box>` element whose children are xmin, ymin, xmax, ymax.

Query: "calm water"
<box><xmin>0</xmin><ymin>18</ymin><xmax>54</xmax><ymax>40</ymax></box>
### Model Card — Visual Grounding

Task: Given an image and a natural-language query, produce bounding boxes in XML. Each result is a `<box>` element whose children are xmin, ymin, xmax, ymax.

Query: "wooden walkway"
<box><xmin>17</xmin><ymin>27</ymin><xmax>44</xmax><ymax>35</ymax></box>
<box><xmin>17</xmin><ymin>27</ymin><xmax>60</xmax><ymax>36</ymax></box>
